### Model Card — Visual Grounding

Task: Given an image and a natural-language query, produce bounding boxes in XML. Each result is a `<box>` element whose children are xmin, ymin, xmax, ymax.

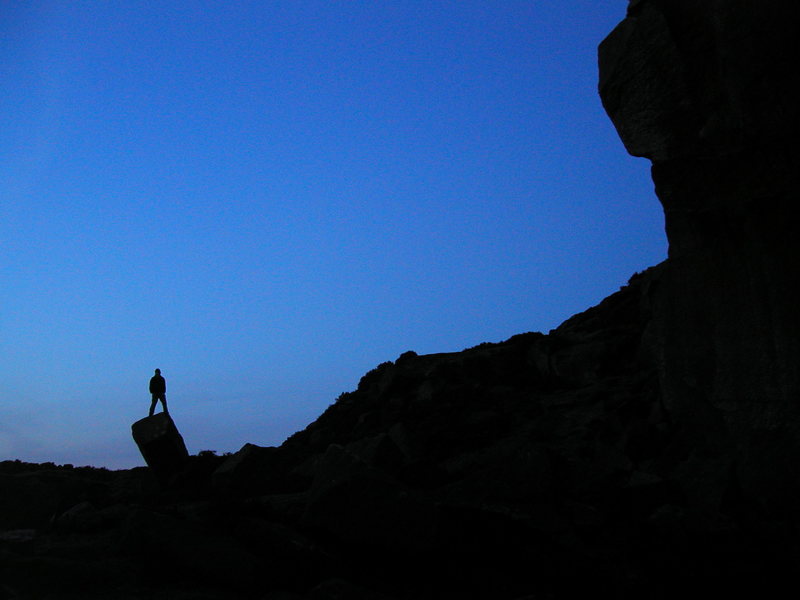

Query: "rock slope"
<box><xmin>3</xmin><ymin>268</ymin><xmax>794</xmax><ymax>598</ymax></box>
<box><xmin>0</xmin><ymin>272</ymin><xmax>667</xmax><ymax>598</ymax></box>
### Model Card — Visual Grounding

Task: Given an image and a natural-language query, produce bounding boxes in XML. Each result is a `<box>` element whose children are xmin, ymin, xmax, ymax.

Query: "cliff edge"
<box><xmin>600</xmin><ymin>0</ymin><xmax>800</xmax><ymax>513</ymax></box>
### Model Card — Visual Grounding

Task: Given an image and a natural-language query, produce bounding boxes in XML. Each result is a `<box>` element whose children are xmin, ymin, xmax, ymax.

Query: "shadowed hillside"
<box><xmin>2</xmin><ymin>267</ymin><xmax>794</xmax><ymax>598</ymax></box>
<box><xmin>0</xmin><ymin>271</ymin><xmax>675</xmax><ymax>598</ymax></box>
<box><xmin>2</xmin><ymin>1</ymin><xmax>798</xmax><ymax>597</ymax></box>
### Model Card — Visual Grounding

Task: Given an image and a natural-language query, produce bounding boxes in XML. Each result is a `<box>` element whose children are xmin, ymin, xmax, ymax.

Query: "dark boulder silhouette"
<box><xmin>2</xmin><ymin>1</ymin><xmax>798</xmax><ymax>597</ymax></box>
<box><xmin>131</xmin><ymin>412</ymin><xmax>189</xmax><ymax>486</ymax></box>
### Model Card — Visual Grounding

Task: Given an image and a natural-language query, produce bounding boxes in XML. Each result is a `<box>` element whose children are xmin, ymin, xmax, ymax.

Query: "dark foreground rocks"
<box><xmin>2</xmin><ymin>268</ymin><xmax>798</xmax><ymax>598</ymax></box>
<box><xmin>3</xmin><ymin>1</ymin><xmax>799</xmax><ymax>597</ymax></box>
<box><xmin>131</xmin><ymin>413</ymin><xmax>190</xmax><ymax>486</ymax></box>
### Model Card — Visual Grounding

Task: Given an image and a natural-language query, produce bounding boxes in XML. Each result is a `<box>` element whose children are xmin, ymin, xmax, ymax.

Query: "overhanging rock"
<box><xmin>131</xmin><ymin>413</ymin><xmax>189</xmax><ymax>485</ymax></box>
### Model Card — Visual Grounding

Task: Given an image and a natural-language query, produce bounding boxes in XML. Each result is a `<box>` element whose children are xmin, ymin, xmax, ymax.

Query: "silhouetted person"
<box><xmin>149</xmin><ymin>368</ymin><xmax>168</xmax><ymax>417</ymax></box>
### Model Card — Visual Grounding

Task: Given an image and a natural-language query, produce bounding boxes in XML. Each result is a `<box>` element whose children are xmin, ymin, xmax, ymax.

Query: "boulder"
<box><xmin>211</xmin><ymin>442</ymin><xmax>279</xmax><ymax>493</ymax></box>
<box><xmin>131</xmin><ymin>413</ymin><xmax>189</xmax><ymax>485</ymax></box>
<box><xmin>301</xmin><ymin>444</ymin><xmax>438</xmax><ymax>552</ymax></box>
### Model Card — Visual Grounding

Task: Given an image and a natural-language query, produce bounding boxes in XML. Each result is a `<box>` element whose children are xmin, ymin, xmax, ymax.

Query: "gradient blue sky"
<box><xmin>1</xmin><ymin>1</ymin><xmax>664</xmax><ymax>469</ymax></box>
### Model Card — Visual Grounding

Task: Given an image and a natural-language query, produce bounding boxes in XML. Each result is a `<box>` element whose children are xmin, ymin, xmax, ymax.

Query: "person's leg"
<box><xmin>161</xmin><ymin>394</ymin><xmax>168</xmax><ymax>414</ymax></box>
<box><xmin>149</xmin><ymin>395</ymin><xmax>157</xmax><ymax>417</ymax></box>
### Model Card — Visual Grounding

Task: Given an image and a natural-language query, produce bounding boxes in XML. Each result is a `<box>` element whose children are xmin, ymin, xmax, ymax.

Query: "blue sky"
<box><xmin>1</xmin><ymin>1</ymin><xmax>664</xmax><ymax>469</ymax></box>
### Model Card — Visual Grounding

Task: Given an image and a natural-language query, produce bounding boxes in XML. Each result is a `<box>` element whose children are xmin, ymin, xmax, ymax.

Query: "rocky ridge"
<box><xmin>0</xmin><ymin>270</ymin><xmax>668</xmax><ymax>598</ymax></box>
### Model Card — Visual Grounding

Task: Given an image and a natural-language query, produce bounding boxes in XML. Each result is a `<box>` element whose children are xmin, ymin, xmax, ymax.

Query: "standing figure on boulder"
<box><xmin>149</xmin><ymin>368</ymin><xmax>168</xmax><ymax>416</ymax></box>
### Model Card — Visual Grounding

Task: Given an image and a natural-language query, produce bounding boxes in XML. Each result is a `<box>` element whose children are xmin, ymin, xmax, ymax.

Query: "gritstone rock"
<box><xmin>131</xmin><ymin>413</ymin><xmax>189</xmax><ymax>485</ymax></box>
<box><xmin>599</xmin><ymin>0</ymin><xmax>800</xmax><ymax>514</ymax></box>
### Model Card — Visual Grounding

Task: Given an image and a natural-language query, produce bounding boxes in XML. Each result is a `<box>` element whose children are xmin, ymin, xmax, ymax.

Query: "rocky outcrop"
<box><xmin>131</xmin><ymin>413</ymin><xmax>189</xmax><ymax>485</ymax></box>
<box><xmin>600</xmin><ymin>0</ymin><xmax>800</xmax><ymax>514</ymax></box>
<box><xmin>5</xmin><ymin>267</ymin><xmax>794</xmax><ymax>598</ymax></box>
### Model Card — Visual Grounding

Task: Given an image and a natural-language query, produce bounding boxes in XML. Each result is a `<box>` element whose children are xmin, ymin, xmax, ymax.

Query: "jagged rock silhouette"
<box><xmin>131</xmin><ymin>412</ymin><xmax>190</xmax><ymax>486</ymax></box>
<box><xmin>2</xmin><ymin>2</ymin><xmax>798</xmax><ymax>597</ymax></box>
<box><xmin>600</xmin><ymin>0</ymin><xmax>800</xmax><ymax>516</ymax></box>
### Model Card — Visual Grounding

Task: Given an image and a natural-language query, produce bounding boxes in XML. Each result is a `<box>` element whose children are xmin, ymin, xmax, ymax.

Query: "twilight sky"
<box><xmin>1</xmin><ymin>1</ymin><xmax>664</xmax><ymax>469</ymax></box>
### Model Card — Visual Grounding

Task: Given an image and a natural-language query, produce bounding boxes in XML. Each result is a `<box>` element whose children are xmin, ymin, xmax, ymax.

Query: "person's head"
<box><xmin>155</xmin><ymin>368</ymin><xmax>161</xmax><ymax>375</ymax></box>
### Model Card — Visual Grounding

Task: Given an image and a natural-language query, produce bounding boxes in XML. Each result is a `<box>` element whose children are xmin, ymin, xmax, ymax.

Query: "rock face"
<box><xmin>600</xmin><ymin>0</ymin><xmax>800</xmax><ymax>513</ymax></box>
<box><xmin>131</xmin><ymin>413</ymin><xmax>189</xmax><ymax>485</ymax></box>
